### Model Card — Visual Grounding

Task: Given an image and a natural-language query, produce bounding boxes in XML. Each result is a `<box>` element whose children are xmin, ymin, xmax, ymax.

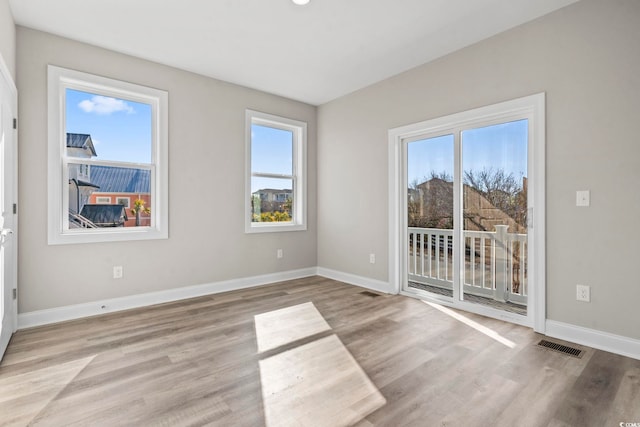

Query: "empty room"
<box><xmin>0</xmin><ymin>0</ymin><xmax>639</xmax><ymax>426</ymax></box>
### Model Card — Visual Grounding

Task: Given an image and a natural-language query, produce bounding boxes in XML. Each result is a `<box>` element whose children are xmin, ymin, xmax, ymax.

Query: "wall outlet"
<box><xmin>277</xmin><ymin>249</ymin><xmax>283</xmax><ymax>259</ymax></box>
<box><xmin>576</xmin><ymin>190</ymin><xmax>590</xmax><ymax>207</ymax></box>
<box><xmin>576</xmin><ymin>284</ymin><xmax>590</xmax><ymax>302</ymax></box>
<box><xmin>369</xmin><ymin>253</ymin><xmax>376</xmax><ymax>264</ymax></box>
<box><xmin>113</xmin><ymin>266</ymin><xmax>123</xmax><ymax>279</ymax></box>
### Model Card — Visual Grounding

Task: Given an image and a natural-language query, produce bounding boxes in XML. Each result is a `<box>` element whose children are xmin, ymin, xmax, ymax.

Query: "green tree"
<box><xmin>130</xmin><ymin>198</ymin><xmax>151</xmax><ymax>226</ymax></box>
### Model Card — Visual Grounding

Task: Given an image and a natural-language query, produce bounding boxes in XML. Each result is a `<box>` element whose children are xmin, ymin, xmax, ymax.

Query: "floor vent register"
<box><xmin>537</xmin><ymin>339</ymin><xmax>584</xmax><ymax>358</ymax></box>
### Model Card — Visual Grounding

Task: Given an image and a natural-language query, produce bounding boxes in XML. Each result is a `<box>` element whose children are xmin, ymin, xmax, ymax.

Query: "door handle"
<box><xmin>0</xmin><ymin>228</ymin><xmax>13</xmax><ymax>243</ymax></box>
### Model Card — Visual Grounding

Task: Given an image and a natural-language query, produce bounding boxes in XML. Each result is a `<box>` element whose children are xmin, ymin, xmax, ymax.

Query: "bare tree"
<box><xmin>463</xmin><ymin>167</ymin><xmax>526</xmax><ymax>227</ymax></box>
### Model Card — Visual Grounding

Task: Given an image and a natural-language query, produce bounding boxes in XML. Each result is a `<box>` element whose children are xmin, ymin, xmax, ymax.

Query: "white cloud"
<box><xmin>78</xmin><ymin>96</ymin><xmax>134</xmax><ymax>115</ymax></box>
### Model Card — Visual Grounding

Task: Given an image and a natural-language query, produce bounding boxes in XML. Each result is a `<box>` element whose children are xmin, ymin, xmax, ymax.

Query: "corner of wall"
<box><xmin>0</xmin><ymin>0</ymin><xmax>16</xmax><ymax>81</ymax></box>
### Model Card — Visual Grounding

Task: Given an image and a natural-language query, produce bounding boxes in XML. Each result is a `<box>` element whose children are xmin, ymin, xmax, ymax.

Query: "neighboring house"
<box><xmin>252</xmin><ymin>188</ymin><xmax>292</xmax><ymax>214</ymax></box>
<box><xmin>67</xmin><ymin>133</ymin><xmax>99</xmax><ymax>216</ymax></box>
<box><xmin>89</xmin><ymin>166</ymin><xmax>151</xmax><ymax>227</ymax></box>
<box><xmin>410</xmin><ymin>178</ymin><xmax>526</xmax><ymax>234</ymax></box>
<box><xmin>67</xmin><ymin>132</ymin><xmax>151</xmax><ymax>227</ymax></box>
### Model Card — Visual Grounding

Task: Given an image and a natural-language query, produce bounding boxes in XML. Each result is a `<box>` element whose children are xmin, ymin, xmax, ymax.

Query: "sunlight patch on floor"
<box><xmin>259</xmin><ymin>335</ymin><xmax>385</xmax><ymax>427</ymax></box>
<box><xmin>423</xmin><ymin>300</ymin><xmax>516</xmax><ymax>348</ymax></box>
<box><xmin>254</xmin><ymin>301</ymin><xmax>331</xmax><ymax>353</ymax></box>
<box><xmin>255</xmin><ymin>302</ymin><xmax>386</xmax><ymax>427</ymax></box>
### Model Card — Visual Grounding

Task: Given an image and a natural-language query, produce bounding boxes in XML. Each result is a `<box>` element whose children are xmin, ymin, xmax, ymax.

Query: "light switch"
<box><xmin>576</xmin><ymin>190</ymin><xmax>590</xmax><ymax>207</ymax></box>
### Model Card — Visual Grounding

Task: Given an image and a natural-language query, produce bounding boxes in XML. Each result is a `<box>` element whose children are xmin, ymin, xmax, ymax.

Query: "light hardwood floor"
<box><xmin>1</xmin><ymin>276</ymin><xmax>639</xmax><ymax>426</ymax></box>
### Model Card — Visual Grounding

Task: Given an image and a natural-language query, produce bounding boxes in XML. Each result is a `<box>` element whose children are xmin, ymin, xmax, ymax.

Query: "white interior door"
<box><xmin>0</xmin><ymin>58</ymin><xmax>17</xmax><ymax>362</ymax></box>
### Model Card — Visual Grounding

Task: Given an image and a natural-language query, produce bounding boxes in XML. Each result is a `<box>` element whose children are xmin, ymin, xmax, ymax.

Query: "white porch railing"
<box><xmin>408</xmin><ymin>226</ymin><xmax>527</xmax><ymax>305</ymax></box>
<box><xmin>69</xmin><ymin>211</ymin><xmax>99</xmax><ymax>229</ymax></box>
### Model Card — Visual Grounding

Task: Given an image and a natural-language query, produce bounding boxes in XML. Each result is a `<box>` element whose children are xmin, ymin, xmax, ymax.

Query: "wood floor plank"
<box><xmin>552</xmin><ymin>350</ymin><xmax>629</xmax><ymax>426</ymax></box>
<box><xmin>494</xmin><ymin>366</ymin><xmax>577</xmax><ymax>427</ymax></box>
<box><xmin>606</xmin><ymin>366</ymin><xmax>640</xmax><ymax>425</ymax></box>
<box><xmin>1</xmin><ymin>276</ymin><xmax>639</xmax><ymax>426</ymax></box>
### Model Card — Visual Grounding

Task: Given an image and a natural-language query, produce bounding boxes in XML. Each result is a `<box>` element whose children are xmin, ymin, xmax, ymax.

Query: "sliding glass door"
<box><xmin>461</xmin><ymin>120</ymin><xmax>528</xmax><ymax>316</ymax></box>
<box><xmin>407</xmin><ymin>134</ymin><xmax>455</xmax><ymax>297</ymax></box>
<box><xmin>403</xmin><ymin>114</ymin><xmax>533</xmax><ymax>322</ymax></box>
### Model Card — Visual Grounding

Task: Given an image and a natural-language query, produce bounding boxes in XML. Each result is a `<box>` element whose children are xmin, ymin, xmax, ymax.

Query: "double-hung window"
<box><xmin>245</xmin><ymin>110</ymin><xmax>307</xmax><ymax>233</ymax></box>
<box><xmin>48</xmin><ymin>66</ymin><xmax>168</xmax><ymax>244</ymax></box>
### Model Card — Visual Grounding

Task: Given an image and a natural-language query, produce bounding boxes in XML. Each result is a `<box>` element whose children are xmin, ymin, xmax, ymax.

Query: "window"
<box><xmin>245</xmin><ymin>110</ymin><xmax>306</xmax><ymax>233</ymax></box>
<box><xmin>96</xmin><ymin>197</ymin><xmax>111</xmax><ymax>204</ymax></box>
<box><xmin>48</xmin><ymin>66</ymin><xmax>168</xmax><ymax>244</ymax></box>
<box><xmin>116</xmin><ymin>197</ymin><xmax>130</xmax><ymax>208</ymax></box>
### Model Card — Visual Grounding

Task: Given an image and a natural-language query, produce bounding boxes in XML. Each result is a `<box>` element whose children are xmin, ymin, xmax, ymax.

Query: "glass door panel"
<box><xmin>407</xmin><ymin>134</ymin><xmax>454</xmax><ymax>297</ymax></box>
<box><xmin>461</xmin><ymin>119</ymin><xmax>528</xmax><ymax>315</ymax></box>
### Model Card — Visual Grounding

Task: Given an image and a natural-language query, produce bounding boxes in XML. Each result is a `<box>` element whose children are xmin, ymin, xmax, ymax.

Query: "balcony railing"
<box><xmin>408</xmin><ymin>225</ymin><xmax>527</xmax><ymax>305</ymax></box>
<box><xmin>69</xmin><ymin>211</ymin><xmax>99</xmax><ymax>229</ymax></box>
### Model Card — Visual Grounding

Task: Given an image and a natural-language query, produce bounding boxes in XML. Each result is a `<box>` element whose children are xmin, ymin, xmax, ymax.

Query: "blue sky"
<box><xmin>407</xmin><ymin>119</ymin><xmax>528</xmax><ymax>187</ymax></box>
<box><xmin>251</xmin><ymin>124</ymin><xmax>293</xmax><ymax>193</ymax></box>
<box><xmin>66</xmin><ymin>89</ymin><xmax>152</xmax><ymax>164</ymax></box>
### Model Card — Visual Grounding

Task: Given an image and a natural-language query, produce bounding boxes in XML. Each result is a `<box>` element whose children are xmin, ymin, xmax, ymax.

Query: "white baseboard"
<box><xmin>546</xmin><ymin>320</ymin><xmax>640</xmax><ymax>361</ymax></box>
<box><xmin>18</xmin><ymin>267</ymin><xmax>317</xmax><ymax>329</ymax></box>
<box><xmin>316</xmin><ymin>267</ymin><xmax>391</xmax><ymax>294</ymax></box>
<box><xmin>17</xmin><ymin>266</ymin><xmax>640</xmax><ymax>362</ymax></box>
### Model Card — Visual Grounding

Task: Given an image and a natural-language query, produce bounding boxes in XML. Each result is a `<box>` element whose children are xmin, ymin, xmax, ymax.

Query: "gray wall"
<box><xmin>17</xmin><ymin>27</ymin><xmax>317</xmax><ymax>313</ymax></box>
<box><xmin>317</xmin><ymin>0</ymin><xmax>640</xmax><ymax>340</ymax></box>
<box><xmin>0</xmin><ymin>0</ymin><xmax>15</xmax><ymax>79</ymax></box>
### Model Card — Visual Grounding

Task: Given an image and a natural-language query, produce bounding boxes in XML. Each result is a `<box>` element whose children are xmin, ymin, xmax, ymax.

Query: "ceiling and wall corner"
<box><xmin>8</xmin><ymin>0</ymin><xmax>578</xmax><ymax>106</ymax></box>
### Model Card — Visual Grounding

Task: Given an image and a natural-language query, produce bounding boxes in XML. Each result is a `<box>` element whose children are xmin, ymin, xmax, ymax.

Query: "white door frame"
<box><xmin>0</xmin><ymin>53</ymin><xmax>18</xmax><ymax>361</ymax></box>
<box><xmin>388</xmin><ymin>94</ymin><xmax>546</xmax><ymax>333</ymax></box>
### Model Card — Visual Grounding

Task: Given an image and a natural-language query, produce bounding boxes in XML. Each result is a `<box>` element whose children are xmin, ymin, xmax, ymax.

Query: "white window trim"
<box><xmin>245</xmin><ymin>110</ymin><xmax>307</xmax><ymax>233</ymax></box>
<box><xmin>47</xmin><ymin>65</ymin><xmax>168</xmax><ymax>245</ymax></box>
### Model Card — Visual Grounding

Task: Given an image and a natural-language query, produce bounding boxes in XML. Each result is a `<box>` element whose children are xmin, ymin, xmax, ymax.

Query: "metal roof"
<box><xmin>66</xmin><ymin>133</ymin><xmax>97</xmax><ymax>156</ymax></box>
<box><xmin>80</xmin><ymin>204</ymin><xmax>128</xmax><ymax>226</ymax></box>
<box><xmin>90</xmin><ymin>166</ymin><xmax>150</xmax><ymax>193</ymax></box>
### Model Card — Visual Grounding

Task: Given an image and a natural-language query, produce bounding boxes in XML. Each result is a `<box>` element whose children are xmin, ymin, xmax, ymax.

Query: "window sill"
<box><xmin>245</xmin><ymin>223</ymin><xmax>307</xmax><ymax>234</ymax></box>
<box><xmin>48</xmin><ymin>227</ymin><xmax>168</xmax><ymax>245</ymax></box>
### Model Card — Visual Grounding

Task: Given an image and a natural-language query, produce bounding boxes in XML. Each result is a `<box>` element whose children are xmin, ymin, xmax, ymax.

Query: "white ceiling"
<box><xmin>9</xmin><ymin>0</ymin><xmax>578</xmax><ymax>105</ymax></box>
